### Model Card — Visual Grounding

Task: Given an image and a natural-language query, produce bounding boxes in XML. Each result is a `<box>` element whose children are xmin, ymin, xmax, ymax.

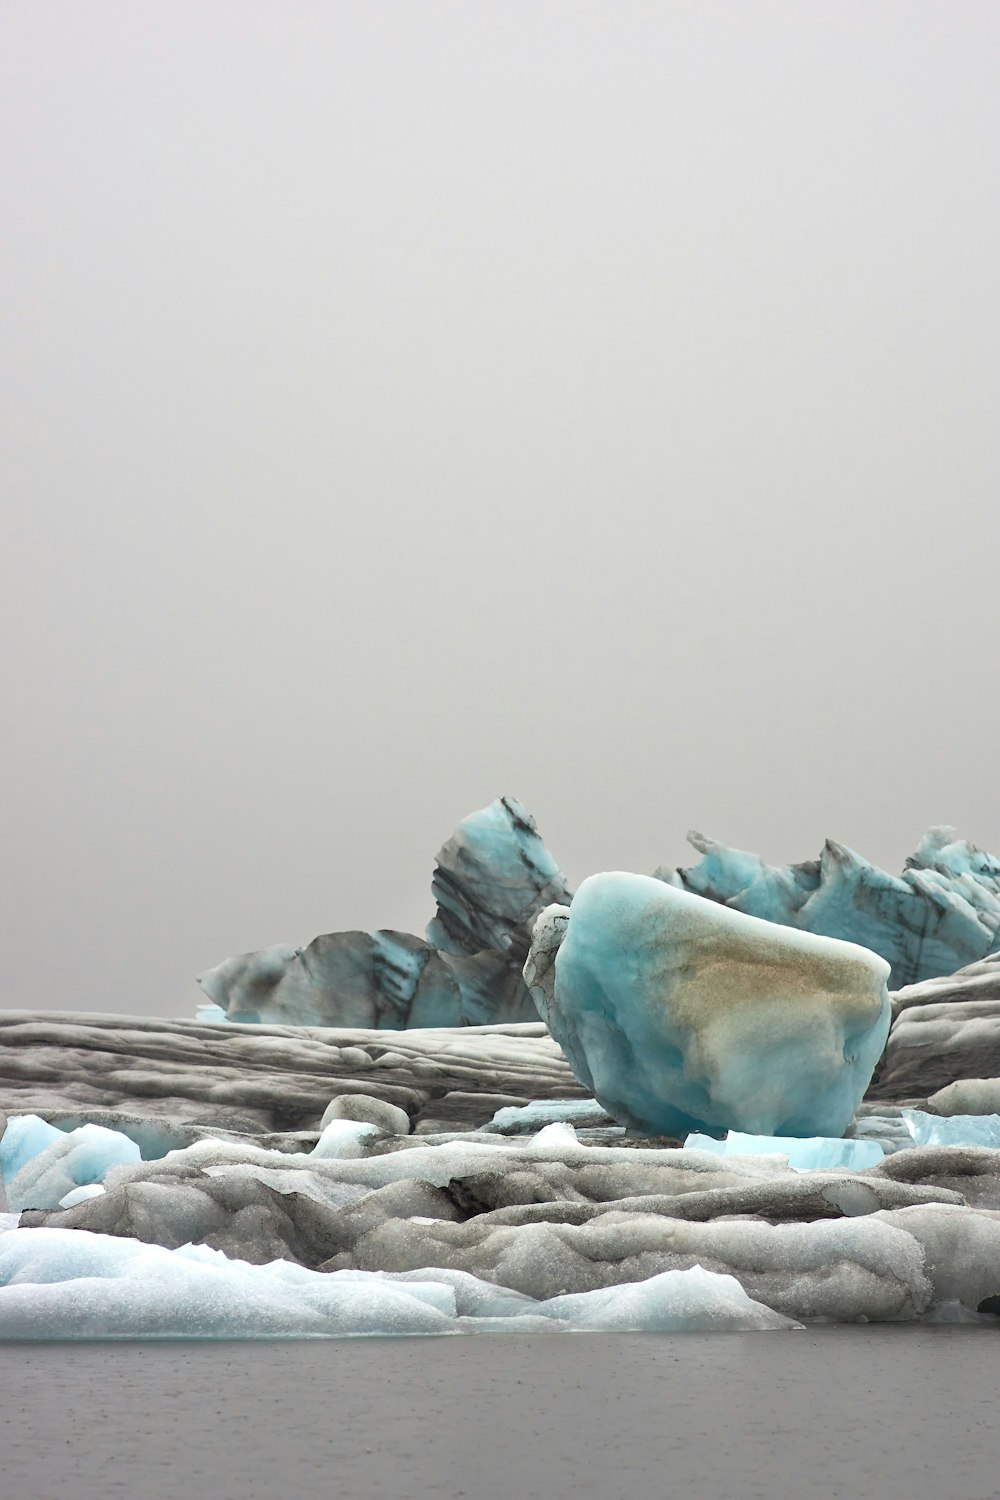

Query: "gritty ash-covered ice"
<box><xmin>5</xmin><ymin>799</ymin><xmax>1000</xmax><ymax>1337</ymax></box>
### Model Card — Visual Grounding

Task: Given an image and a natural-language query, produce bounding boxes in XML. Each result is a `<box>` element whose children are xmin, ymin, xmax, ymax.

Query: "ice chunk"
<box><xmin>309</xmin><ymin>1120</ymin><xmax>379</xmax><ymax>1160</ymax></box>
<box><xmin>483</xmin><ymin>1099</ymin><xmax>613</xmax><ymax>1134</ymax></box>
<box><xmin>194</xmin><ymin>1002</ymin><xmax>228</xmax><ymax>1023</ymax></box>
<box><xmin>873</xmin><ymin>1204</ymin><xmax>1000</xmax><ymax>1312</ymax></box>
<box><xmin>320</xmin><ymin>1095</ymin><xmax>410</xmax><ymax>1136</ymax></box>
<box><xmin>683</xmin><ymin>1132</ymin><xmax>885</xmax><ymax>1171</ymax></box>
<box><xmin>426</xmin><ymin>796</ymin><xmax>572</xmax><ymax>956</ymax></box>
<box><xmin>902</xmin><ymin>1110</ymin><xmax>1000</xmax><ymax>1149</ymax></box>
<box><xmin>6</xmin><ymin>1124</ymin><xmax>141</xmax><ymax>1211</ymax></box>
<box><xmin>537</xmin><ymin>1266</ymin><xmax>800</xmax><ymax>1331</ymax></box>
<box><xmin>335</xmin><ymin>1266</ymin><xmax>541</xmax><ymax>1319</ymax></box>
<box><xmin>526</xmin><ymin>872</ymin><xmax>891</xmax><ymax>1139</ymax></box>
<box><xmin>927</xmin><ymin>1079</ymin><xmax>1000</xmax><ymax>1116</ymax></box>
<box><xmin>0</xmin><ymin>1116</ymin><xmax>63</xmax><ymax>1183</ymax></box>
<box><xmin>197</xmin><ymin>798</ymin><xmax>570</xmax><ymax>1030</ymax></box>
<box><xmin>527</xmin><ymin>1122</ymin><xmax>581</xmax><ymax>1152</ymax></box>
<box><xmin>874</xmin><ymin>953</ymin><xmax>1000</xmax><ymax>1102</ymax></box>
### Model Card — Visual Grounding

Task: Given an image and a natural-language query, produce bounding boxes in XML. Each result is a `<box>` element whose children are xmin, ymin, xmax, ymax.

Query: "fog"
<box><xmin>3</xmin><ymin>2</ymin><xmax>998</xmax><ymax>1014</ymax></box>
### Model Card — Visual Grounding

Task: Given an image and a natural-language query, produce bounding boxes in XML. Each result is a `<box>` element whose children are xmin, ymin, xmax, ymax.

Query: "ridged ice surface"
<box><xmin>7</xmin><ymin>1010</ymin><xmax>1000</xmax><ymax>1336</ymax></box>
<box><xmin>872</xmin><ymin>952</ymin><xmax>1000</xmax><ymax>1101</ymax></box>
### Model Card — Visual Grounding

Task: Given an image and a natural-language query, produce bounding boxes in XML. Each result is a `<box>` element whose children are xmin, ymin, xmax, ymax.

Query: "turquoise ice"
<box><xmin>902</xmin><ymin>1110</ymin><xmax>1000</xmax><ymax>1148</ymax></box>
<box><xmin>525</xmin><ymin>872</ymin><xmax>892</xmax><ymax>1139</ymax></box>
<box><xmin>5</xmin><ymin>1121</ymin><xmax>141</xmax><ymax>1211</ymax></box>
<box><xmin>657</xmin><ymin>826</ymin><xmax>1000</xmax><ymax>988</ymax></box>
<box><xmin>683</xmin><ymin>1131</ymin><xmax>885</xmax><ymax>1170</ymax></box>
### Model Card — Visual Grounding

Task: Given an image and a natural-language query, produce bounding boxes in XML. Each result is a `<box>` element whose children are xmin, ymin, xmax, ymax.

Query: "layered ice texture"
<box><xmin>872</xmin><ymin>952</ymin><xmax>1000</xmax><ymax>1101</ymax></box>
<box><xmin>0</xmin><ymin>1227</ymin><xmax>797</xmax><ymax>1338</ymax></box>
<box><xmin>657</xmin><ymin>826</ymin><xmax>1000</xmax><ymax>990</ymax></box>
<box><xmin>6</xmin><ymin>1104</ymin><xmax>1000</xmax><ymax>1333</ymax></box>
<box><xmin>198</xmin><ymin>797</ymin><xmax>571</xmax><ymax>1029</ymax></box>
<box><xmin>525</xmin><ymin>872</ymin><xmax>892</xmax><ymax>1138</ymax></box>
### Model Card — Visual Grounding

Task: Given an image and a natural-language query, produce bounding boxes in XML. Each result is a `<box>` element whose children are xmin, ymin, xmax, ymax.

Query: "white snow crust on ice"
<box><xmin>0</xmin><ymin>1227</ymin><xmax>796</xmax><ymax>1338</ymax></box>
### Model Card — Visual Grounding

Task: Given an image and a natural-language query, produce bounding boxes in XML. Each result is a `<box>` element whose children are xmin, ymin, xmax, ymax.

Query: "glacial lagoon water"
<box><xmin>2</xmin><ymin>1330</ymin><xmax>997</xmax><ymax>1500</ymax></box>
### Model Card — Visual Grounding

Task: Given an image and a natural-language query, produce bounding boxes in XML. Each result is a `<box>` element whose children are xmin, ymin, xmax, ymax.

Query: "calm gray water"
<box><xmin>1</xmin><ymin>1330</ymin><xmax>998</xmax><ymax>1500</ymax></box>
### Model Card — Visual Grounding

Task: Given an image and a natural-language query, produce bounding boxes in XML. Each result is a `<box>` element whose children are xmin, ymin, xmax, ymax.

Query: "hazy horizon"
<box><xmin>3</xmin><ymin>2</ymin><xmax>998</xmax><ymax>1016</ymax></box>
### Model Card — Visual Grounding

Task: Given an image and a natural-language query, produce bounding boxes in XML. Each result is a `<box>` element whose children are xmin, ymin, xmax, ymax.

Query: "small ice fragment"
<box><xmin>902</xmin><ymin>1111</ymin><xmax>1000</xmax><ymax>1149</ymax></box>
<box><xmin>309</xmin><ymin>1119</ymin><xmax>379</xmax><ymax>1160</ymax></box>
<box><xmin>683</xmin><ymin>1131</ymin><xmax>884</xmax><ymax>1171</ymax></box>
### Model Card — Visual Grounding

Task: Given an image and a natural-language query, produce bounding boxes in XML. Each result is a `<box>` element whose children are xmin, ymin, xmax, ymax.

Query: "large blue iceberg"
<box><xmin>198</xmin><ymin>797</ymin><xmax>571</xmax><ymax>1028</ymax></box>
<box><xmin>656</xmin><ymin>826</ymin><xmax>1000</xmax><ymax>990</ymax></box>
<box><xmin>525</xmin><ymin>871</ymin><xmax>892</xmax><ymax>1138</ymax></box>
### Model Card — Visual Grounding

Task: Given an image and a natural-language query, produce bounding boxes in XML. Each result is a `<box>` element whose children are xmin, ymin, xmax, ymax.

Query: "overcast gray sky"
<box><xmin>2</xmin><ymin>2</ymin><xmax>998</xmax><ymax>1017</ymax></box>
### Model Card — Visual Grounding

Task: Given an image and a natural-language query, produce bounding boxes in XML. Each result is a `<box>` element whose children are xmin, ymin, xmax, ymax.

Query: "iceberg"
<box><xmin>525</xmin><ymin>872</ymin><xmax>891</xmax><ymax>1138</ymax></box>
<box><xmin>656</xmin><ymin>826</ymin><xmax>1000</xmax><ymax>989</ymax></box>
<box><xmin>198</xmin><ymin>798</ymin><xmax>570</xmax><ymax>1029</ymax></box>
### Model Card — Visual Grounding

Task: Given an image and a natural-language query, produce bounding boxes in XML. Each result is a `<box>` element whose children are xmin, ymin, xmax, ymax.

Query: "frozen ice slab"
<box><xmin>0</xmin><ymin>1228</ymin><xmax>798</xmax><ymax>1338</ymax></box>
<box><xmin>6</xmin><ymin>1124</ymin><xmax>141</xmax><ymax>1211</ymax></box>
<box><xmin>683</xmin><ymin>1132</ymin><xmax>885</xmax><ymax>1171</ymax></box>
<box><xmin>902</xmin><ymin>1110</ymin><xmax>1000</xmax><ymax>1149</ymax></box>
<box><xmin>927</xmin><ymin>1079</ymin><xmax>1000</xmax><ymax>1116</ymax></box>
<box><xmin>526</xmin><ymin>872</ymin><xmax>891</xmax><ymax>1138</ymax></box>
<box><xmin>536</xmin><ymin>1266</ymin><xmax>801</xmax><ymax>1332</ymax></box>
<box><xmin>871</xmin><ymin>1203</ymin><xmax>1000</xmax><ymax>1313</ymax></box>
<box><xmin>483</xmin><ymin>1099</ymin><xmax>613</xmax><ymax>1134</ymax></box>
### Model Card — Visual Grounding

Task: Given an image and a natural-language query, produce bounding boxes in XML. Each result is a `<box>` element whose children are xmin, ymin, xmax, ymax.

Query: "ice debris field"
<box><xmin>3</xmin><ymin>797</ymin><xmax>1000</xmax><ymax>1338</ymax></box>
